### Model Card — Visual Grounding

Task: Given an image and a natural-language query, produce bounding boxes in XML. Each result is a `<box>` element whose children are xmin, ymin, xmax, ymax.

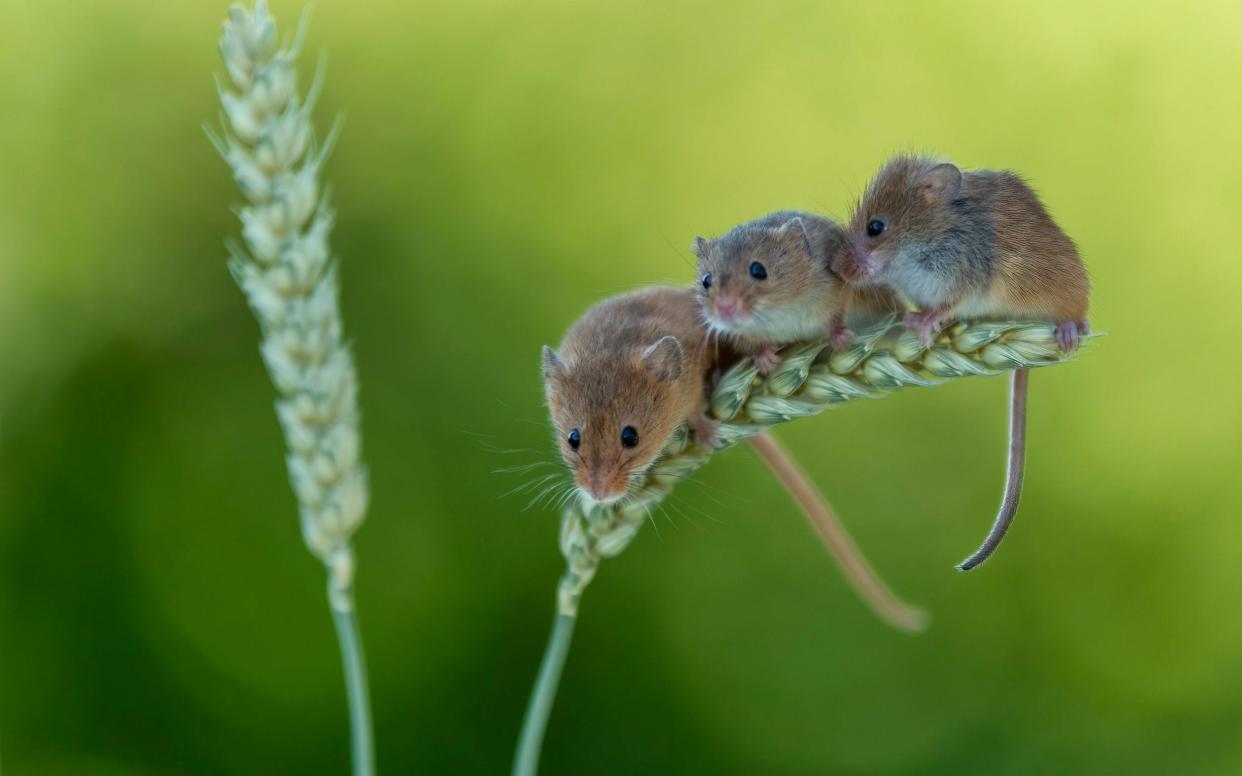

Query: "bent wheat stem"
<box><xmin>211</xmin><ymin>3</ymin><xmax>375</xmax><ymax>774</ymax></box>
<box><xmin>747</xmin><ymin>433</ymin><xmax>928</xmax><ymax>632</ymax></box>
<box><xmin>556</xmin><ymin>317</ymin><xmax>1087</xmax><ymax>617</ymax></box>
<box><xmin>517</xmin><ymin>316</ymin><xmax>1096</xmax><ymax>774</ymax></box>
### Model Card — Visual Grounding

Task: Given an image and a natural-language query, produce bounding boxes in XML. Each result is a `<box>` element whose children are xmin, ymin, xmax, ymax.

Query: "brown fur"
<box><xmin>843</xmin><ymin>154</ymin><xmax>1090</xmax><ymax>322</ymax></box>
<box><xmin>542</xmin><ymin>286</ymin><xmax>712</xmax><ymax>503</ymax></box>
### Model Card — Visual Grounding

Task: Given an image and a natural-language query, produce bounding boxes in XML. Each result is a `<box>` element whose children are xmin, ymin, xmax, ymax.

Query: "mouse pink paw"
<box><xmin>752</xmin><ymin>343</ymin><xmax>781</xmax><ymax>375</ymax></box>
<box><xmin>1056</xmin><ymin>320</ymin><xmax>1086</xmax><ymax>353</ymax></box>
<box><xmin>828</xmin><ymin>325</ymin><xmax>855</xmax><ymax>351</ymax></box>
<box><xmin>692</xmin><ymin>413</ymin><xmax>719</xmax><ymax>449</ymax></box>
<box><xmin>903</xmin><ymin>308</ymin><xmax>950</xmax><ymax>348</ymax></box>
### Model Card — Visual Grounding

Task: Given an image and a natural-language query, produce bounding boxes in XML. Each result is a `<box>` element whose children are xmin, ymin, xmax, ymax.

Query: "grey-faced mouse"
<box><xmin>837</xmin><ymin>155</ymin><xmax>1092</xmax><ymax>570</ymax></box>
<box><xmin>542</xmin><ymin>286</ymin><xmax>716</xmax><ymax>507</ymax></box>
<box><xmin>692</xmin><ymin>210</ymin><xmax>899</xmax><ymax>374</ymax></box>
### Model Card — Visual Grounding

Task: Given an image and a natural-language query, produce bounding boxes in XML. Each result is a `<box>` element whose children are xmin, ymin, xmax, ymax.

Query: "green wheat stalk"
<box><xmin>208</xmin><ymin>3</ymin><xmax>374</xmax><ymax>774</ymax></box>
<box><xmin>514</xmin><ymin>316</ymin><xmax>1095</xmax><ymax>775</ymax></box>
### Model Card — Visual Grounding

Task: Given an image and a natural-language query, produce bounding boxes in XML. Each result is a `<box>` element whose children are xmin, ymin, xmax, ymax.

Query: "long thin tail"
<box><xmin>957</xmin><ymin>367</ymin><xmax>1029</xmax><ymax>571</ymax></box>
<box><xmin>746</xmin><ymin>433</ymin><xmax>929</xmax><ymax>633</ymax></box>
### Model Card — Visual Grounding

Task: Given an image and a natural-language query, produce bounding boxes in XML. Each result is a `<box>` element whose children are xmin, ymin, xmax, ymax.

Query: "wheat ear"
<box><xmin>514</xmin><ymin>316</ymin><xmax>1093</xmax><ymax>775</ymax></box>
<box><xmin>209</xmin><ymin>3</ymin><xmax>374</xmax><ymax>774</ymax></box>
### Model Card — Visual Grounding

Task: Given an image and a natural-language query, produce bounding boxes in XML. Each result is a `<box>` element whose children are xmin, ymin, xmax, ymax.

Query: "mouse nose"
<box><xmin>842</xmin><ymin>250</ymin><xmax>870</xmax><ymax>281</ymax></box>
<box><xmin>715</xmin><ymin>295</ymin><xmax>742</xmax><ymax>320</ymax></box>
<box><xmin>583</xmin><ymin>473</ymin><xmax>625</xmax><ymax>506</ymax></box>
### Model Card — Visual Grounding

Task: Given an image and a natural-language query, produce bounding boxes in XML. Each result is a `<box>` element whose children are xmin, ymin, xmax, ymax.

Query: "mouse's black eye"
<box><xmin>620</xmin><ymin>426</ymin><xmax>639</xmax><ymax>448</ymax></box>
<box><xmin>866</xmin><ymin>219</ymin><xmax>886</xmax><ymax>237</ymax></box>
<box><xmin>567</xmin><ymin>429</ymin><xmax>581</xmax><ymax>450</ymax></box>
<box><xmin>701</xmin><ymin>273</ymin><xmax>712</xmax><ymax>290</ymax></box>
<box><xmin>749</xmin><ymin>261</ymin><xmax>767</xmax><ymax>280</ymax></box>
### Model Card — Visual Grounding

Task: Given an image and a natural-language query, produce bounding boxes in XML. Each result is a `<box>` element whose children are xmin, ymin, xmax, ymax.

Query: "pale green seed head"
<box><xmin>553</xmin><ymin>316</ymin><xmax>1098</xmax><ymax>616</ymax></box>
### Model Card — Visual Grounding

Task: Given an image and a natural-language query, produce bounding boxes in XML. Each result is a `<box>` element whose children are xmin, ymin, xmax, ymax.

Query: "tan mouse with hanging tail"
<box><xmin>837</xmin><ymin>154</ymin><xmax>1090</xmax><ymax>570</ymax></box>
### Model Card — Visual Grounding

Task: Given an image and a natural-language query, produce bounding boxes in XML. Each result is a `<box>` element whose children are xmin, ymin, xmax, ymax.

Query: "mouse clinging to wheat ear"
<box><xmin>836</xmin><ymin>154</ymin><xmax>1092</xmax><ymax>570</ymax></box>
<box><xmin>542</xmin><ymin>286</ymin><xmax>716</xmax><ymax>508</ymax></box>
<box><xmin>837</xmin><ymin>154</ymin><xmax>1090</xmax><ymax>351</ymax></box>
<box><xmin>693</xmin><ymin>210</ymin><xmax>899</xmax><ymax>374</ymax></box>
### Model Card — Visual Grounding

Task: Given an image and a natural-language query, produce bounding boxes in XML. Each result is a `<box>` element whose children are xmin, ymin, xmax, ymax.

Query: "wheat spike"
<box><xmin>211</xmin><ymin>3</ymin><xmax>374</xmax><ymax>774</ymax></box>
<box><xmin>556</xmin><ymin>316</ymin><xmax>1085</xmax><ymax>616</ymax></box>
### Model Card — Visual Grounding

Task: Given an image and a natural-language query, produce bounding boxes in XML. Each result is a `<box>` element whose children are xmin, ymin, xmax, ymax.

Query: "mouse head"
<box><xmin>692</xmin><ymin>215</ymin><xmax>837</xmax><ymax>340</ymax></box>
<box><xmin>841</xmin><ymin>156</ymin><xmax>963</xmax><ymax>284</ymax></box>
<box><xmin>542</xmin><ymin>337</ymin><xmax>686</xmax><ymax>507</ymax></box>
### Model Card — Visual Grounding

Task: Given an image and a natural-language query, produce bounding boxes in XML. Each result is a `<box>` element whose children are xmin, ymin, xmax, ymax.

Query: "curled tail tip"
<box><xmin>954</xmin><ymin>553</ymin><xmax>989</xmax><ymax>572</ymax></box>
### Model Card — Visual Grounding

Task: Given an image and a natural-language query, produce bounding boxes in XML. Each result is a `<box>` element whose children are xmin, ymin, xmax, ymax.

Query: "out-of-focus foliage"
<box><xmin>1</xmin><ymin>0</ymin><xmax>1240</xmax><ymax>773</ymax></box>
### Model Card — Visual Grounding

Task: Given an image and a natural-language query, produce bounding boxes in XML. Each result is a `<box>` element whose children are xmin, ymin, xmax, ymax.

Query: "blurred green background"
<box><xmin>2</xmin><ymin>0</ymin><xmax>1242</xmax><ymax>773</ymax></box>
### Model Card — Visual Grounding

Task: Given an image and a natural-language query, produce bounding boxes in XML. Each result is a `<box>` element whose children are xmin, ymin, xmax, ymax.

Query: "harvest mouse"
<box><xmin>693</xmin><ymin>211</ymin><xmax>898</xmax><ymax>374</ymax></box>
<box><xmin>542</xmin><ymin>286</ymin><xmax>715</xmax><ymax>508</ymax></box>
<box><xmin>838</xmin><ymin>154</ymin><xmax>1091</xmax><ymax>350</ymax></box>
<box><xmin>838</xmin><ymin>154</ymin><xmax>1092</xmax><ymax>571</ymax></box>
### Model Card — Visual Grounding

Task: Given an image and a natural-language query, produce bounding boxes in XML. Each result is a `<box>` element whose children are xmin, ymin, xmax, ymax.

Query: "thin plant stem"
<box><xmin>330</xmin><ymin>575</ymin><xmax>376</xmax><ymax>776</ymax></box>
<box><xmin>747</xmin><ymin>433</ymin><xmax>928</xmax><ymax>632</ymax></box>
<box><xmin>513</xmin><ymin>612</ymin><xmax>577</xmax><ymax>776</ymax></box>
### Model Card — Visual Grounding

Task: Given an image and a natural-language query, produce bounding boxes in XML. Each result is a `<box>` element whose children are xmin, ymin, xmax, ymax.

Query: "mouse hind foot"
<box><xmin>1056</xmin><ymin>319</ymin><xmax>1088</xmax><ymax>353</ymax></box>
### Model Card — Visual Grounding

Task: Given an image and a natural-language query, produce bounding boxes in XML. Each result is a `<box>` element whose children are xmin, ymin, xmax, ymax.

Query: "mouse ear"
<box><xmin>778</xmin><ymin>216</ymin><xmax>814</xmax><ymax>256</ymax></box>
<box><xmin>542</xmin><ymin>346</ymin><xmax>567</xmax><ymax>380</ymax></box>
<box><xmin>920</xmin><ymin>163</ymin><xmax>963</xmax><ymax>204</ymax></box>
<box><xmin>640</xmin><ymin>336</ymin><xmax>684</xmax><ymax>382</ymax></box>
<box><xmin>692</xmin><ymin>236</ymin><xmax>710</xmax><ymax>257</ymax></box>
